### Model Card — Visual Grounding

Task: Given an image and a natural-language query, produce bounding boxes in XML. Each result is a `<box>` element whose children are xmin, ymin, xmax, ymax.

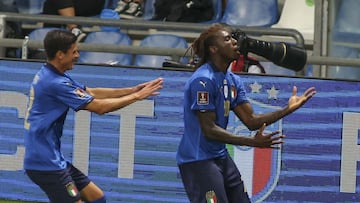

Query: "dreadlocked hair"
<box><xmin>189</xmin><ymin>23</ymin><xmax>231</xmax><ymax>68</ymax></box>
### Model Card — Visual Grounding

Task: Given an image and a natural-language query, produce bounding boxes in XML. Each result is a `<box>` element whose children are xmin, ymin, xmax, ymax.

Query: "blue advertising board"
<box><xmin>0</xmin><ymin>60</ymin><xmax>359</xmax><ymax>202</ymax></box>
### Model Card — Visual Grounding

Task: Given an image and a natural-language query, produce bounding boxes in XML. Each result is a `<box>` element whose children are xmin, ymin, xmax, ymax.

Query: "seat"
<box><xmin>134</xmin><ymin>34</ymin><xmax>188</xmax><ymax>68</ymax></box>
<box><xmin>143</xmin><ymin>0</ymin><xmax>222</xmax><ymax>22</ymax></box>
<box><xmin>271</xmin><ymin>0</ymin><xmax>315</xmax><ymax>41</ymax></box>
<box><xmin>79</xmin><ymin>31</ymin><xmax>132</xmax><ymax>66</ymax></box>
<box><xmin>328</xmin><ymin>0</ymin><xmax>360</xmax><ymax>80</ymax></box>
<box><xmin>99</xmin><ymin>8</ymin><xmax>120</xmax><ymax>31</ymax></box>
<box><xmin>143</xmin><ymin>0</ymin><xmax>155</xmax><ymax>20</ymax></box>
<box><xmin>15</xmin><ymin>0</ymin><xmax>45</xmax><ymax>14</ymax></box>
<box><xmin>327</xmin><ymin>45</ymin><xmax>360</xmax><ymax>80</ymax></box>
<box><xmin>28</xmin><ymin>27</ymin><xmax>59</xmax><ymax>39</ymax></box>
<box><xmin>332</xmin><ymin>0</ymin><xmax>360</xmax><ymax>44</ymax></box>
<box><xmin>221</xmin><ymin>0</ymin><xmax>278</xmax><ymax>27</ymax></box>
<box><xmin>27</xmin><ymin>27</ymin><xmax>60</xmax><ymax>59</ymax></box>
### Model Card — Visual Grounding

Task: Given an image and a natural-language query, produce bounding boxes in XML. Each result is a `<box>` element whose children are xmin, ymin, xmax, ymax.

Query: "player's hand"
<box><xmin>135</xmin><ymin>78</ymin><xmax>160</xmax><ymax>91</ymax></box>
<box><xmin>134</xmin><ymin>77</ymin><xmax>163</xmax><ymax>100</ymax></box>
<box><xmin>287</xmin><ymin>86</ymin><xmax>316</xmax><ymax>112</ymax></box>
<box><xmin>252</xmin><ymin>123</ymin><xmax>284</xmax><ymax>149</ymax></box>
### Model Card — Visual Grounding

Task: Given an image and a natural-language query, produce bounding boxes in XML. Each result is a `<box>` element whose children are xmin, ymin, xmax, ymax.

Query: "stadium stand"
<box><xmin>134</xmin><ymin>34</ymin><xmax>188</xmax><ymax>67</ymax></box>
<box><xmin>271</xmin><ymin>0</ymin><xmax>315</xmax><ymax>42</ymax></box>
<box><xmin>327</xmin><ymin>45</ymin><xmax>360</xmax><ymax>80</ymax></box>
<box><xmin>79</xmin><ymin>31</ymin><xmax>133</xmax><ymax>66</ymax></box>
<box><xmin>99</xmin><ymin>8</ymin><xmax>121</xmax><ymax>31</ymax></box>
<box><xmin>142</xmin><ymin>0</ymin><xmax>156</xmax><ymax>20</ymax></box>
<box><xmin>15</xmin><ymin>0</ymin><xmax>45</xmax><ymax>14</ymax></box>
<box><xmin>105</xmin><ymin>0</ymin><xmax>117</xmax><ymax>9</ymax></box>
<box><xmin>27</xmin><ymin>27</ymin><xmax>60</xmax><ymax>59</ymax></box>
<box><xmin>1</xmin><ymin>0</ymin><xmax>360</xmax><ymax>79</ymax></box>
<box><xmin>221</xmin><ymin>0</ymin><xmax>279</xmax><ymax>27</ymax></box>
<box><xmin>328</xmin><ymin>0</ymin><xmax>360</xmax><ymax>80</ymax></box>
<box><xmin>332</xmin><ymin>0</ymin><xmax>360</xmax><ymax>44</ymax></box>
<box><xmin>202</xmin><ymin>0</ymin><xmax>223</xmax><ymax>24</ymax></box>
<box><xmin>27</xmin><ymin>27</ymin><xmax>58</xmax><ymax>42</ymax></box>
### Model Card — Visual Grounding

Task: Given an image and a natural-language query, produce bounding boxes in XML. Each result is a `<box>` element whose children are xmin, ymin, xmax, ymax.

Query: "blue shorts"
<box><xmin>26</xmin><ymin>162</ymin><xmax>91</xmax><ymax>203</ymax></box>
<box><xmin>178</xmin><ymin>153</ymin><xmax>251</xmax><ymax>203</ymax></box>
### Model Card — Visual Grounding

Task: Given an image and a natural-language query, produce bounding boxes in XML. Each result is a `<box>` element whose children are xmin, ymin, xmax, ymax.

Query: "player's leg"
<box><xmin>67</xmin><ymin>162</ymin><xmax>106</xmax><ymax>203</ymax></box>
<box><xmin>80</xmin><ymin>182</ymin><xmax>106</xmax><ymax>203</ymax></box>
<box><xmin>222</xmin><ymin>153</ymin><xmax>251</xmax><ymax>203</ymax></box>
<box><xmin>25</xmin><ymin>168</ymin><xmax>82</xmax><ymax>203</ymax></box>
<box><xmin>179</xmin><ymin>159</ymin><xmax>230</xmax><ymax>203</ymax></box>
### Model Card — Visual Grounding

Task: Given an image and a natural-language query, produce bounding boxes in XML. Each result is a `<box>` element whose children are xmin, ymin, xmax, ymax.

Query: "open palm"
<box><xmin>288</xmin><ymin>86</ymin><xmax>316</xmax><ymax>111</ymax></box>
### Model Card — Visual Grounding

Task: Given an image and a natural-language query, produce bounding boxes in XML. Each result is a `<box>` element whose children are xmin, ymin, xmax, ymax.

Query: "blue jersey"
<box><xmin>176</xmin><ymin>63</ymin><xmax>248</xmax><ymax>165</ymax></box>
<box><xmin>24</xmin><ymin>63</ymin><xmax>93</xmax><ymax>171</ymax></box>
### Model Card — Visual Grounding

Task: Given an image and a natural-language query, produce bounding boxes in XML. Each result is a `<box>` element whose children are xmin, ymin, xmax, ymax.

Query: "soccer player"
<box><xmin>23</xmin><ymin>29</ymin><xmax>163</xmax><ymax>203</ymax></box>
<box><xmin>176</xmin><ymin>23</ymin><xmax>316</xmax><ymax>203</ymax></box>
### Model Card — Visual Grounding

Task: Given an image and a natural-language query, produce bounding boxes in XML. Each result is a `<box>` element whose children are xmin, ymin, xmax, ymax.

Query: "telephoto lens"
<box><xmin>232</xmin><ymin>29</ymin><xmax>307</xmax><ymax>72</ymax></box>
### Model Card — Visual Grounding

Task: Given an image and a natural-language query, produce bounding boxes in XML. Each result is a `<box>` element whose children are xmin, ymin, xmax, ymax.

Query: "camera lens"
<box><xmin>232</xmin><ymin>29</ymin><xmax>307</xmax><ymax>72</ymax></box>
<box><xmin>246</xmin><ymin>38</ymin><xmax>307</xmax><ymax>72</ymax></box>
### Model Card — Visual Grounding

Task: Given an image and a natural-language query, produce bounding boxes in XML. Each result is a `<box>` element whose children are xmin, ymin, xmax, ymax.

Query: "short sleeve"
<box><xmin>189</xmin><ymin>77</ymin><xmax>216</xmax><ymax>111</ymax></box>
<box><xmin>52</xmin><ymin>79</ymin><xmax>93</xmax><ymax>111</ymax></box>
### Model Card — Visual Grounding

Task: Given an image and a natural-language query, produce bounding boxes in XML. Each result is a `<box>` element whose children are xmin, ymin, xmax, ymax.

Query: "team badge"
<box><xmin>205</xmin><ymin>190</ymin><xmax>217</xmax><ymax>203</ymax></box>
<box><xmin>197</xmin><ymin>91</ymin><xmax>209</xmax><ymax>105</ymax></box>
<box><xmin>74</xmin><ymin>87</ymin><xmax>87</xmax><ymax>98</ymax></box>
<box><xmin>66</xmin><ymin>182</ymin><xmax>78</xmax><ymax>197</ymax></box>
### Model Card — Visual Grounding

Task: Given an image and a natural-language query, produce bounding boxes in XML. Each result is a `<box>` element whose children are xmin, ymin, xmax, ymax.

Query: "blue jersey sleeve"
<box><xmin>189</xmin><ymin>77</ymin><xmax>216</xmax><ymax>112</ymax></box>
<box><xmin>52</xmin><ymin>77</ymin><xmax>93</xmax><ymax>111</ymax></box>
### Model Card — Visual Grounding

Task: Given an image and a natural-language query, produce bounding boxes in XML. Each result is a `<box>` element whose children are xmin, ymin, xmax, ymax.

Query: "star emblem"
<box><xmin>249</xmin><ymin>81</ymin><xmax>262</xmax><ymax>93</ymax></box>
<box><xmin>267</xmin><ymin>85</ymin><xmax>279</xmax><ymax>99</ymax></box>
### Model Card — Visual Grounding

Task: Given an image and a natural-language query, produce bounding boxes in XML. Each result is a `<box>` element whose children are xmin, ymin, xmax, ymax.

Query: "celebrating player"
<box><xmin>176</xmin><ymin>23</ymin><xmax>316</xmax><ymax>203</ymax></box>
<box><xmin>23</xmin><ymin>29</ymin><xmax>163</xmax><ymax>203</ymax></box>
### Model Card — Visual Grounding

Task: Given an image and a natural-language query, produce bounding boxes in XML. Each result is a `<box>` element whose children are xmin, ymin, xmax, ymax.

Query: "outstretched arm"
<box><xmin>234</xmin><ymin>86</ymin><xmax>316</xmax><ymax>131</ymax></box>
<box><xmin>83</xmin><ymin>78</ymin><xmax>163</xmax><ymax>115</ymax></box>
<box><xmin>86</xmin><ymin>78</ymin><xmax>163</xmax><ymax>99</ymax></box>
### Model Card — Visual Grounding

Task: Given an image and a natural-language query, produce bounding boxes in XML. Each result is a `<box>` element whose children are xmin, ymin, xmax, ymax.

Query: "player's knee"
<box><xmin>88</xmin><ymin>195</ymin><xmax>106</xmax><ymax>203</ymax></box>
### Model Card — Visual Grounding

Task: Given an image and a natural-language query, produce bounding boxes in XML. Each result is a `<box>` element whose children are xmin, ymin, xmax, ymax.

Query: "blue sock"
<box><xmin>88</xmin><ymin>196</ymin><xmax>106</xmax><ymax>203</ymax></box>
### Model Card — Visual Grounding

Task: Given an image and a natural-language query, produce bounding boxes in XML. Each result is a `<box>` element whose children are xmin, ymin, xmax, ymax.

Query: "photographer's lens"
<box><xmin>232</xmin><ymin>29</ymin><xmax>307</xmax><ymax>72</ymax></box>
<box><xmin>246</xmin><ymin>39</ymin><xmax>307</xmax><ymax>72</ymax></box>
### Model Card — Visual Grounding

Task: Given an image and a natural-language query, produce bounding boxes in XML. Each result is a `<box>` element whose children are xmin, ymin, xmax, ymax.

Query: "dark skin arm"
<box><xmin>234</xmin><ymin>86</ymin><xmax>316</xmax><ymax>131</ymax></box>
<box><xmin>197</xmin><ymin>110</ymin><xmax>284</xmax><ymax>148</ymax></box>
<box><xmin>196</xmin><ymin>86</ymin><xmax>316</xmax><ymax>148</ymax></box>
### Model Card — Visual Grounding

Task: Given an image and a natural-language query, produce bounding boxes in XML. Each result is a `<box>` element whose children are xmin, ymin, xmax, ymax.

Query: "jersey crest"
<box><xmin>74</xmin><ymin>87</ymin><xmax>87</xmax><ymax>98</ymax></box>
<box><xmin>197</xmin><ymin>91</ymin><xmax>209</xmax><ymax>105</ymax></box>
<box><xmin>66</xmin><ymin>182</ymin><xmax>79</xmax><ymax>197</ymax></box>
